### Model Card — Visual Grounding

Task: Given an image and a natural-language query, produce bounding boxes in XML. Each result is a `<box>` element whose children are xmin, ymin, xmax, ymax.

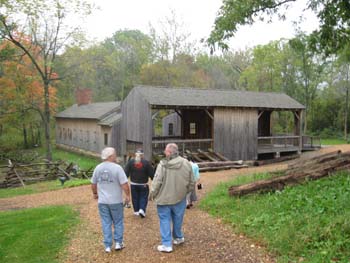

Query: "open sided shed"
<box><xmin>119</xmin><ymin>86</ymin><xmax>305</xmax><ymax>161</ymax></box>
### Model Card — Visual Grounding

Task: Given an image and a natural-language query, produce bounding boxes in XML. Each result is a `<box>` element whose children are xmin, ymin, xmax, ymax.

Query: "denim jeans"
<box><xmin>98</xmin><ymin>203</ymin><xmax>124</xmax><ymax>248</ymax></box>
<box><xmin>131</xmin><ymin>184</ymin><xmax>149</xmax><ymax>213</ymax></box>
<box><xmin>156</xmin><ymin>198</ymin><xmax>187</xmax><ymax>247</ymax></box>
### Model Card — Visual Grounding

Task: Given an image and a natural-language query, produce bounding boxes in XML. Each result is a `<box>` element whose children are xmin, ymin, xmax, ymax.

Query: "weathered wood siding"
<box><xmin>214</xmin><ymin>108</ymin><xmax>258</xmax><ymax>160</ymax></box>
<box><xmin>111</xmin><ymin>121</ymin><xmax>122</xmax><ymax>155</ymax></box>
<box><xmin>121</xmin><ymin>88</ymin><xmax>153</xmax><ymax>159</ymax></box>
<box><xmin>162</xmin><ymin>112</ymin><xmax>182</xmax><ymax>136</ymax></box>
<box><xmin>55</xmin><ymin>119</ymin><xmax>112</xmax><ymax>153</ymax></box>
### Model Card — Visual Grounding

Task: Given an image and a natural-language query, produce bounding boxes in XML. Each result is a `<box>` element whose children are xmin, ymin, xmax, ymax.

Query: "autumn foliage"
<box><xmin>0</xmin><ymin>39</ymin><xmax>58</xmax><ymax>118</ymax></box>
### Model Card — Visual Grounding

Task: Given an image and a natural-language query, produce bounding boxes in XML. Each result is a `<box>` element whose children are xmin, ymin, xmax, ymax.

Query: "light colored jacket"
<box><xmin>150</xmin><ymin>156</ymin><xmax>195</xmax><ymax>205</ymax></box>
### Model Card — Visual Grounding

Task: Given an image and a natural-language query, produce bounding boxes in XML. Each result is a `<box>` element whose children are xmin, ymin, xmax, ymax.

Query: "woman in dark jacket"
<box><xmin>124</xmin><ymin>150</ymin><xmax>154</xmax><ymax>218</ymax></box>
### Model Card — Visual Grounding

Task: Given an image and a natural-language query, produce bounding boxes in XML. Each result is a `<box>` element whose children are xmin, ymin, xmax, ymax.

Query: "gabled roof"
<box><xmin>56</xmin><ymin>101</ymin><xmax>121</xmax><ymax>120</ymax></box>
<box><xmin>98</xmin><ymin>112</ymin><xmax>122</xmax><ymax>127</ymax></box>
<box><xmin>134</xmin><ymin>86</ymin><xmax>305</xmax><ymax>110</ymax></box>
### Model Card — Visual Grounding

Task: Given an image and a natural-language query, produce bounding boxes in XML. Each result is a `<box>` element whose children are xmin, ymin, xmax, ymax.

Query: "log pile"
<box><xmin>228</xmin><ymin>150</ymin><xmax>348</xmax><ymax>197</ymax></box>
<box><xmin>0</xmin><ymin>161</ymin><xmax>94</xmax><ymax>188</ymax></box>
<box><xmin>198</xmin><ymin>160</ymin><xmax>248</xmax><ymax>172</ymax></box>
<box><xmin>253</xmin><ymin>154</ymin><xmax>300</xmax><ymax>166</ymax></box>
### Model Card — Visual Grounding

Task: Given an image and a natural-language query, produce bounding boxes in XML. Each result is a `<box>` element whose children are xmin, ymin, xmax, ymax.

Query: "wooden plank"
<box><xmin>12</xmin><ymin>168</ymin><xmax>25</xmax><ymax>187</ymax></box>
<box><xmin>197</xmin><ymin>149</ymin><xmax>218</xmax><ymax>162</ymax></box>
<box><xmin>208</xmin><ymin>149</ymin><xmax>230</xmax><ymax>161</ymax></box>
<box><xmin>200</xmin><ymin>164</ymin><xmax>248</xmax><ymax>172</ymax></box>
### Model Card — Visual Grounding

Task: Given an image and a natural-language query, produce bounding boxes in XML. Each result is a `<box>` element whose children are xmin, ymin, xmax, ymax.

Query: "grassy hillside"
<box><xmin>200</xmin><ymin>171</ymin><xmax>350</xmax><ymax>263</ymax></box>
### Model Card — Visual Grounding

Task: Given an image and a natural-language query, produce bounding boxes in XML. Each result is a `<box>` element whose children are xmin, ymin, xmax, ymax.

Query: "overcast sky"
<box><xmin>84</xmin><ymin>0</ymin><xmax>318</xmax><ymax>51</ymax></box>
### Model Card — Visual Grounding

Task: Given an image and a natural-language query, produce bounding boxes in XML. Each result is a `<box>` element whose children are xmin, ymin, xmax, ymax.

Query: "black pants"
<box><xmin>131</xmin><ymin>184</ymin><xmax>149</xmax><ymax>213</ymax></box>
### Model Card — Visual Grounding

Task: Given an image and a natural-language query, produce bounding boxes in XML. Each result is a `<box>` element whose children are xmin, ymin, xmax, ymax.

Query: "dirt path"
<box><xmin>1</xmin><ymin>145</ymin><xmax>349</xmax><ymax>263</ymax></box>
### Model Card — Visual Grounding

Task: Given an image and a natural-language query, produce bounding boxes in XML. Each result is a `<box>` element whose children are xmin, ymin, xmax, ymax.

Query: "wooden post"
<box><xmin>12</xmin><ymin>167</ymin><xmax>25</xmax><ymax>187</ymax></box>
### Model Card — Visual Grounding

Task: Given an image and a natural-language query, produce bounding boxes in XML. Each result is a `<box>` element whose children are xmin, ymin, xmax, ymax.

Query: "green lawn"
<box><xmin>0</xmin><ymin>179</ymin><xmax>91</xmax><ymax>199</ymax></box>
<box><xmin>0</xmin><ymin>205</ymin><xmax>79</xmax><ymax>263</ymax></box>
<box><xmin>320</xmin><ymin>138</ymin><xmax>349</xmax><ymax>145</ymax></box>
<box><xmin>38</xmin><ymin>146</ymin><xmax>99</xmax><ymax>170</ymax></box>
<box><xmin>200</xmin><ymin>171</ymin><xmax>350</xmax><ymax>263</ymax></box>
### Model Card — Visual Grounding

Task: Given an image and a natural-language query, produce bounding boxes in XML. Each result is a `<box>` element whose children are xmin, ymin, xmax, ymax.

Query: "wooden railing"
<box><xmin>152</xmin><ymin>138</ymin><xmax>213</xmax><ymax>156</ymax></box>
<box><xmin>302</xmin><ymin>135</ymin><xmax>321</xmax><ymax>149</ymax></box>
<box><xmin>258</xmin><ymin>135</ymin><xmax>301</xmax><ymax>154</ymax></box>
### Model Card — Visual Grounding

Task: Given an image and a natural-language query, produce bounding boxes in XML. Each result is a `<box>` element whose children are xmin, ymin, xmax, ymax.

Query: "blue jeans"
<box><xmin>157</xmin><ymin>198</ymin><xmax>187</xmax><ymax>247</ymax></box>
<box><xmin>98</xmin><ymin>203</ymin><xmax>124</xmax><ymax>248</ymax></box>
<box><xmin>131</xmin><ymin>184</ymin><xmax>149</xmax><ymax>213</ymax></box>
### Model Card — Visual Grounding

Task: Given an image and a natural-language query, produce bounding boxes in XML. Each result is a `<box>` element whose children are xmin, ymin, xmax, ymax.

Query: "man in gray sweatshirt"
<box><xmin>150</xmin><ymin>143</ymin><xmax>195</xmax><ymax>253</ymax></box>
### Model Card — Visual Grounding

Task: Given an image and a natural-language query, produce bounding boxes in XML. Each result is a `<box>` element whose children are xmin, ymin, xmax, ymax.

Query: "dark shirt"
<box><xmin>124</xmin><ymin>159</ymin><xmax>154</xmax><ymax>184</ymax></box>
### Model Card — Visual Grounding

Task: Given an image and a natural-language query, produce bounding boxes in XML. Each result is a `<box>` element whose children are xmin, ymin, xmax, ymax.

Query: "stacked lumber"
<box><xmin>253</xmin><ymin>154</ymin><xmax>300</xmax><ymax>166</ymax></box>
<box><xmin>198</xmin><ymin>160</ymin><xmax>248</xmax><ymax>172</ymax></box>
<box><xmin>184</xmin><ymin>149</ymin><xmax>247</xmax><ymax>172</ymax></box>
<box><xmin>228</xmin><ymin>150</ymin><xmax>348</xmax><ymax>197</ymax></box>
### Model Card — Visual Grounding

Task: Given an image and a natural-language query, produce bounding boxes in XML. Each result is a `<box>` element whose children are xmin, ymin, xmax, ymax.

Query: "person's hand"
<box><xmin>124</xmin><ymin>195</ymin><xmax>130</xmax><ymax>204</ymax></box>
<box><xmin>148</xmin><ymin>193</ymin><xmax>154</xmax><ymax>201</ymax></box>
<box><xmin>93</xmin><ymin>193</ymin><xmax>98</xmax><ymax>199</ymax></box>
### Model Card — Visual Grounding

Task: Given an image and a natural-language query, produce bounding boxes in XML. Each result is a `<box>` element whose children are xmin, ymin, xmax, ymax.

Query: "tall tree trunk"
<box><xmin>345</xmin><ymin>65</ymin><xmax>350</xmax><ymax>142</ymax></box>
<box><xmin>44</xmin><ymin>82</ymin><xmax>52</xmax><ymax>161</ymax></box>
<box><xmin>23</xmin><ymin>123</ymin><xmax>28</xmax><ymax>148</ymax></box>
<box><xmin>30</xmin><ymin>123</ymin><xmax>35</xmax><ymax>146</ymax></box>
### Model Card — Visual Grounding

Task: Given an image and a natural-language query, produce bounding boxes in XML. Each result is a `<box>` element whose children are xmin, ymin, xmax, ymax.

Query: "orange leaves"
<box><xmin>0</xmin><ymin>39</ymin><xmax>58</xmax><ymax>115</ymax></box>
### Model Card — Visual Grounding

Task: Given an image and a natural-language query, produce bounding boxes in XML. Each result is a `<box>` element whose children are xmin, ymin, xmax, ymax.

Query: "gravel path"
<box><xmin>1</xmin><ymin>145</ymin><xmax>349</xmax><ymax>263</ymax></box>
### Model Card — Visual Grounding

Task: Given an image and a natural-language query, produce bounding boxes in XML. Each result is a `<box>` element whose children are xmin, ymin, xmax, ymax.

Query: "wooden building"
<box><xmin>55</xmin><ymin>89</ymin><xmax>121</xmax><ymax>155</ymax></box>
<box><xmin>119</xmin><ymin>86</ymin><xmax>305</xmax><ymax>161</ymax></box>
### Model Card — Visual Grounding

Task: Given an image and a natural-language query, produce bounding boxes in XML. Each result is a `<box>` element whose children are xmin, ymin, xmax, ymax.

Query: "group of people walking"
<box><xmin>90</xmin><ymin>143</ymin><xmax>200</xmax><ymax>254</ymax></box>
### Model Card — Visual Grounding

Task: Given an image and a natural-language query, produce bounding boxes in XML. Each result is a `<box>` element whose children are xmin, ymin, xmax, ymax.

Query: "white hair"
<box><xmin>166</xmin><ymin>143</ymin><xmax>178</xmax><ymax>155</ymax></box>
<box><xmin>101</xmin><ymin>147</ymin><xmax>116</xmax><ymax>160</ymax></box>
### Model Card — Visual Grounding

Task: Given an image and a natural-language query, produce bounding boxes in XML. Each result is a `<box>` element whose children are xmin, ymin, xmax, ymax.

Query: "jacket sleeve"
<box><xmin>149</xmin><ymin>164</ymin><xmax>163</xmax><ymax>199</ymax></box>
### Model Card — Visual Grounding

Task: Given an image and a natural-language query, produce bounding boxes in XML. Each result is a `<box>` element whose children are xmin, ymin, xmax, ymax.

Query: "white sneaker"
<box><xmin>157</xmin><ymin>245</ymin><xmax>173</xmax><ymax>253</ymax></box>
<box><xmin>134</xmin><ymin>211</ymin><xmax>139</xmax><ymax>216</ymax></box>
<box><xmin>115</xmin><ymin>242</ymin><xmax>125</xmax><ymax>250</ymax></box>
<box><xmin>105</xmin><ymin>247</ymin><xmax>111</xmax><ymax>253</ymax></box>
<box><xmin>173</xmin><ymin>237</ymin><xmax>185</xmax><ymax>245</ymax></box>
<box><xmin>139</xmin><ymin>209</ymin><xmax>145</xmax><ymax>218</ymax></box>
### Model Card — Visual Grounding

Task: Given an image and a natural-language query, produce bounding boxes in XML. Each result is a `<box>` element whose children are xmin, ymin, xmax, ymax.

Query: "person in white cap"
<box><xmin>91</xmin><ymin>147</ymin><xmax>130</xmax><ymax>253</ymax></box>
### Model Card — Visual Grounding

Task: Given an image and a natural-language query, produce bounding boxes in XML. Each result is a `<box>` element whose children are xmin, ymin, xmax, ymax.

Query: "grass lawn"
<box><xmin>0</xmin><ymin>205</ymin><xmax>79</xmax><ymax>263</ymax></box>
<box><xmin>321</xmin><ymin>138</ymin><xmax>349</xmax><ymax>145</ymax></box>
<box><xmin>0</xmin><ymin>179</ymin><xmax>91</xmax><ymax>199</ymax></box>
<box><xmin>200</xmin><ymin>171</ymin><xmax>350</xmax><ymax>263</ymax></box>
<box><xmin>37</xmin><ymin>146</ymin><xmax>99</xmax><ymax>170</ymax></box>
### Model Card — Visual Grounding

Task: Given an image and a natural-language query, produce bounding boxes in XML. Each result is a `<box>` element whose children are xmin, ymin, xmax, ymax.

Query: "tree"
<box><xmin>289</xmin><ymin>34</ymin><xmax>325</xmax><ymax>134</ymax></box>
<box><xmin>333</xmin><ymin>46</ymin><xmax>350</xmax><ymax>140</ymax></box>
<box><xmin>239</xmin><ymin>41</ymin><xmax>284</xmax><ymax>92</ymax></box>
<box><xmin>207</xmin><ymin>0</ymin><xmax>350</xmax><ymax>55</ymax></box>
<box><xmin>0</xmin><ymin>0</ymin><xmax>92</xmax><ymax>160</ymax></box>
<box><xmin>0</xmin><ymin>40</ymin><xmax>57</xmax><ymax>147</ymax></box>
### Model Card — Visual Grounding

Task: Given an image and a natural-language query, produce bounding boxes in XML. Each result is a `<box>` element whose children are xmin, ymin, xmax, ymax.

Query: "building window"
<box><xmin>104</xmin><ymin>133</ymin><xmax>108</xmax><ymax>146</ymax></box>
<box><xmin>168</xmin><ymin>123</ymin><xmax>174</xmax><ymax>136</ymax></box>
<box><xmin>190</xmin><ymin>122</ymin><xmax>196</xmax><ymax>135</ymax></box>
